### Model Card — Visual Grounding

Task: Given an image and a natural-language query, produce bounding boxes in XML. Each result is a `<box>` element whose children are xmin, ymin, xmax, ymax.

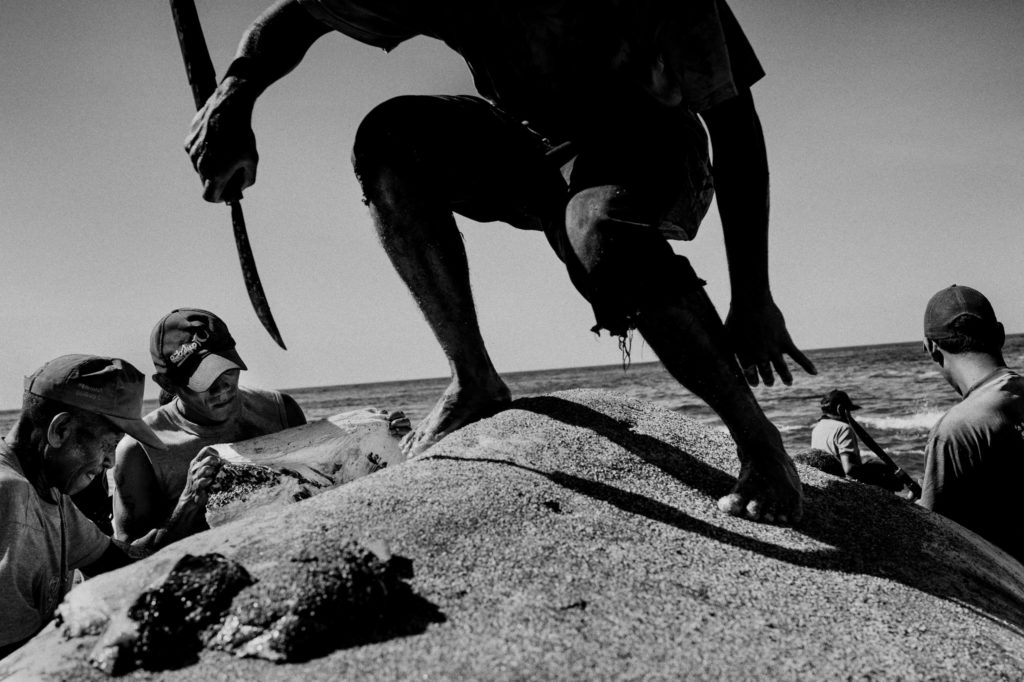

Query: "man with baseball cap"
<box><xmin>1</xmin><ymin>354</ymin><xmax>186</xmax><ymax>657</ymax></box>
<box><xmin>113</xmin><ymin>308</ymin><xmax>308</xmax><ymax>544</ymax></box>
<box><xmin>811</xmin><ymin>390</ymin><xmax>869</xmax><ymax>475</ymax></box>
<box><xmin>809</xmin><ymin>389</ymin><xmax>903</xmax><ymax>492</ymax></box>
<box><xmin>920</xmin><ymin>284</ymin><xmax>1024</xmax><ymax>563</ymax></box>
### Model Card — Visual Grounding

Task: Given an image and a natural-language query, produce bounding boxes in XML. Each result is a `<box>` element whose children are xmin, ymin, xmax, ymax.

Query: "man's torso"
<box><xmin>296</xmin><ymin>0</ymin><xmax>763</xmax><ymax>141</ymax></box>
<box><xmin>922</xmin><ymin>368</ymin><xmax>1024</xmax><ymax>561</ymax></box>
<box><xmin>0</xmin><ymin>442</ymin><xmax>108</xmax><ymax>647</ymax></box>
<box><xmin>141</xmin><ymin>386</ymin><xmax>290</xmax><ymax>509</ymax></box>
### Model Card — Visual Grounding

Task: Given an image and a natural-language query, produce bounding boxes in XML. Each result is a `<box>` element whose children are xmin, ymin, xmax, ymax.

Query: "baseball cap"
<box><xmin>820</xmin><ymin>389</ymin><xmax>860</xmax><ymax>414</ymax></box>
<box><xmin>924</xmin><ymin>285</ymin><xmax>997</xmax><ymax>340</ymax></box>
<box><xmin>150</xmin><ymin>308</ymin><xmax>247</xmax><ymax>392</ymax></box>
<box><xmin>25</xmin><ymin>354</ymin><xmax>166</xmax><ymax>450</ymax></box>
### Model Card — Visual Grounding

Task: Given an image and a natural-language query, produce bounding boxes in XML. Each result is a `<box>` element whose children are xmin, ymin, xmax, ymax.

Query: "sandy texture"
<box><xmin>4</xmin><ymin>389</ymin><xmax>1024</xmax><ymax>680</ymax></box>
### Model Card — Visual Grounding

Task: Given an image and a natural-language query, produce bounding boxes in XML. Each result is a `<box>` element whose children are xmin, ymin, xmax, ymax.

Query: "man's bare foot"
<box><xmin>717</xmin><ymin>447</ymin><xmax>803</xmax><ymax>524</ymax></box>
<box><xmin>401</xmin><ymin>377</ymin><xmax>511</xmax><ymax>457</ymax></box>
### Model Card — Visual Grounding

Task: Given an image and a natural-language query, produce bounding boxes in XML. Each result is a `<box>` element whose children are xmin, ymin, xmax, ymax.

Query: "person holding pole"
<box><xmin>810</xmin><ymin>389</ymin><xmax>920</xmax><ymax>498</ymax></box>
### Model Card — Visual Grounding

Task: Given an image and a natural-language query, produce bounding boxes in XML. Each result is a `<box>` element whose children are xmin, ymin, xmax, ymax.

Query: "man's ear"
<box><xmin>46</xmin><ymin>412</ymin><xmax>74</xmax><ymax>448</ymax></box>
<box><xmin>925</xmin><ymin>339</ymin><xmax>944</xmax><ymax>365</ymax></box>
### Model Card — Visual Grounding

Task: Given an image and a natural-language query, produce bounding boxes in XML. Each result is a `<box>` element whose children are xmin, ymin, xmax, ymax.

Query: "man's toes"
<box><xmin>717</xmin><ymin>493</ymin><xmax>747</xmax><ymax>516</ymax></box>
<box><xmin>399</xmin><ymin>432</ymin><xmax>416</xmax><ymax>455</ymax></box>
<box><xmin>745</xmin><ymin>498</ymin><xmax>767</xmax><ymax>520</ymax></box>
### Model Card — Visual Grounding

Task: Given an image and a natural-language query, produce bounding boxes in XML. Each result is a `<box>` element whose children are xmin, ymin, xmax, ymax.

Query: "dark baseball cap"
<box><xmin>25</xmin><ymin>354</ymin><xmax>166</xmax><ymax>450</ymax></box>
<box><xmin>924</xmin><ymin>285</ymin><xmax>997</xmax><ymax>340</ymax></box>
<box><xmin>150</xmin><ymin>309</ymin><xmax>247</xmax><ymax>392</ymax></box>
<box><xmin>820</xmin><ymin>389</ymin><xmax>860</xmax><ymax>414</ymax></box>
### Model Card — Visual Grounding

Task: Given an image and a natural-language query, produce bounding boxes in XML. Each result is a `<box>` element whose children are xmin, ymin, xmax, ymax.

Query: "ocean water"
<box><xmin>4</xmin><ymin>334</ymin><xmax>1022</xmax><ymax>483</ymax></box>
<box><xmin>280</xmin><ymin>334</ymin><xmax>1024</xmax><ymax>482</ymax></box>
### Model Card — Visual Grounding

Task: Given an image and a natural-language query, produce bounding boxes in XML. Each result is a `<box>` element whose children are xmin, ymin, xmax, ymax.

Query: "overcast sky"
<box><xmin>2</xmin><ymin>1</ymin><xmax>1022</xmax><ymax>409</ymax></box>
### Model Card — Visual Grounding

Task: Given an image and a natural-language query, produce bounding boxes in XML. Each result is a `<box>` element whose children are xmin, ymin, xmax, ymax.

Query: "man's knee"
<box><xmin>352</xmin><ymin>96</ymin><xmax>426</xmax><ymax>192</ymax></box>
<box><xmin>560</xmin><ymin>186</ymin><xmax>704</xmax><ymax>335</ymax></box>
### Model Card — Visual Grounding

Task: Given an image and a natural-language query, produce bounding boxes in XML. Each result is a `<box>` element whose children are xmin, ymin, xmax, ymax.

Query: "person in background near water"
<box><xmin>811</xmin><ymin>390</ymin><xmax>868</xmax><ymax>475</ymax></box>
<box><xmin>0</xmin><ymin>355</ymin><xmax>190</xmax><ymax>658</ymax></box>
<box><xmin>113</xmin><ymin>308</ymin><xmax>410</xmax><ymax>544</ymax></box>
<box><xmin>810</xmin><ymin>390</ymin><xmax>905</xmax><ymax>493</ymax></box>
<box><xmin>185</xmin><ymin>0</ymin><xmax>816</xmax><ymax>524</ymax></box>
<box><xmin>920</xmin><ymin>284</ymin><xmax>1024</xmax><ymax>564</ymax></box>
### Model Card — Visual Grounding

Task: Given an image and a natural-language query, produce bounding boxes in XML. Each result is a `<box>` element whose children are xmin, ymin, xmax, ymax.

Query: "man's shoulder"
<box><xmin>0</xmin><ymin>466</ymin><xmax>40</xmax><ymax>531</ymax></box>
<box><xmin>0</xmin><ymin>465</ymin><xmax>34</xmax><ymax>503</ymax></box>
<box><xmin>142</xmin><ymin>400</ymin><xmax>179</xmax><ymax>427</ymax></box>
<box><xmin>812</xmin><ymin>418</ymin><xmax>847</xmax><ymax>433</ymax></box>
<box><xmin>239</xmin><ymin>385</ymin><xmax>295</xmax><ymax>432</ymax></box>
<box><xmin>240</xmin><ymin>385</ymin><xmax>284</xmax><ymax>402</ymax></box>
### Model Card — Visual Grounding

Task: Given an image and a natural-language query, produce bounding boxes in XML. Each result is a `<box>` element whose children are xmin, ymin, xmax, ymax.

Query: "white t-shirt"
<box><xmin>810</xmin><ymin>417</ymin><xmax>864</xmax><ymax>467</ymax></box>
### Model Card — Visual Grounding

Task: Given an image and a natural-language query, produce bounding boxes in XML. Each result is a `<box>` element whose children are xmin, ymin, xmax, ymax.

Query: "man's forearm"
<box><xmin>116</xmin><ymin>493</ymin><xmax>207</xmax><ymax>558</ymax></box>
<box><xmin>703</xmin><ymin>91</ymin><xmax>771</xmax><ymax>303</ymax></box>
<box><xmin>224</xmin><ymin>0</ymin><xmax>331</xmax><ymax>98</ymax></box>
<box><xmin>155</xmin><ymin>494</ymin><xmax>208</xmax><ymax>546</ymax></box>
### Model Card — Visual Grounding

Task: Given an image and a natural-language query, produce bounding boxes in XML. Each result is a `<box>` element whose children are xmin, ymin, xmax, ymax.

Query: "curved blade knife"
<box><xmin>170</xmin><ymin>0</ymin><xmax>287</xmax><ymax>349</ymax></box>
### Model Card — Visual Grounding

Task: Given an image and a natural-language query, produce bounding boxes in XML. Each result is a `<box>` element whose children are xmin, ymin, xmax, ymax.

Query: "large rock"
<box><xmin>4</xmin><ymin>389</ymin><xmax>1024</xmax><ymax>680</ymax></box>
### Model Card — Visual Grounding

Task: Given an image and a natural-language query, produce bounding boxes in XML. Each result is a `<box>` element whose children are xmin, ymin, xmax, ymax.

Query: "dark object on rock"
<box><xmin>207</xmin><ymin>462</ymin><xmax>285</xmax><ymax>509</ymax></box>
<box><xmin>848</xmin><ymin>460</ymin><xmax>906</xmax><ymax>493</ymax></box>
<box><xmin>88</xmin><ymin>542</ymin><xmax>433</xmax><ymax>674</ymax></box>
<box><xmin>792</xmin><ymin>448</ymin><xmax>845</xmax><ymax>478</ymax></box>
<box><xmin>209</xmin><ymin>540</ymin><xmax>418</xmax><ymax>662</ymax></box>
<box><xmin>91</xmin><ymin>554</ymin><xmax>253</xmax><ymax>674</ymax></box>
<box><xmin>793</xmin><ymin>449</ymin><xmax>911</xmax><ymax>496</ymax></box>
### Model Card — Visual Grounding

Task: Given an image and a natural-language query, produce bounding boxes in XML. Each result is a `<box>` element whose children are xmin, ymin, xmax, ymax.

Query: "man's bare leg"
<box><xmin>562</xmin><ymin>182</ymin><xmax>801</xmax><ymax>524</ymax></box>
<box><xmin>365</xmin><ymin>167</ymin><xmax>511</xmax><ymax>457</ymax></box>
<box><xmin>636</xmin><ymin>290</ymin><xmax>802</xmax><ymax>523</ymax></box>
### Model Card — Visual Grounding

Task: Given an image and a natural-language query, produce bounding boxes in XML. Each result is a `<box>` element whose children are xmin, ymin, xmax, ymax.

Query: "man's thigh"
<box><xmin>352</xmin><ymin>95</ymin><xmax>567</xmax><ymax>231</ymax></box>
<box><xmin>567</xmin><ymin>103</ymin><xmax>714</xmax><ymax>242</ymax></box>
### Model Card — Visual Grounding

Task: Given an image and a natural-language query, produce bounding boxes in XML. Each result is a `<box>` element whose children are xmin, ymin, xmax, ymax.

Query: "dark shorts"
<box><xmin>353</xmin><ymin>94</ymin><xmax>714</xmax><ymax>334</ymax></box>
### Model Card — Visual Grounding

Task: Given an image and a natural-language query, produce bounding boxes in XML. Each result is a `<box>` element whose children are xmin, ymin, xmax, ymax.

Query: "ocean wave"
<box><xmin>858</xmin><ymin>410</ymin><xmax>945</xmax><ymax>432</ymax></box>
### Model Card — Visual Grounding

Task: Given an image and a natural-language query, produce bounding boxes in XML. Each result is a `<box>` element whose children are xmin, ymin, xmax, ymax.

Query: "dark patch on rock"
<box><xmin>542</xmin><ymin>499</ymin><xmax>562</xmax><ymax>513</ymax></box>
<box><xmin>208</xmin><ymin>540</ymin><xmax>441</xmax><ymax>663</ymax></box>
<box><xmin>91</xmin><ymin>554</ymin><xmax>253</xmax><ymax>674</ymax></box>
<box><xmin>207</xmin><ymin>463</ymin><xmax>285</xmax><ymax>509</ymax></box>
<box><xmin>87</xmin><ymin>543</ymin><xmax>439</xmax><ymax>675</ymax></box>
<box><xmin>207</xmin><ymin>462</ymin><xmax>331</xmax><ymax>510</ymax></box>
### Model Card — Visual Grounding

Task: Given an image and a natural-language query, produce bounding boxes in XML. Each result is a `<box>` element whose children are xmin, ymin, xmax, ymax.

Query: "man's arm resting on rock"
<box><xmin>112</xmin><ymin>438</ymin><xmax>164</xmax><ymax>543</ymax></box>
<box><xmin>80</xmin><ymin>527</ymin><xmax>181</xmax><ymax>577</ymax></box>
<box><xmin>114</xmin><ymin>440</ymin><xmax>213</xmax><ymax>544</ymax></box>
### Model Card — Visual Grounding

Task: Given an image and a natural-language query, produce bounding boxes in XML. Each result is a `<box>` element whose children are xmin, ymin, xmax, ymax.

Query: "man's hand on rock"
<box><xmin>181</xmin><ymin>447</ymin><xmax>224</xmax><ymax>507</ymax></box>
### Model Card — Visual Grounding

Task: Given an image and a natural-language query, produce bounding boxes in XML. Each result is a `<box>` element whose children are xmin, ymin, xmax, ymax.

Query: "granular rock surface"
<box><xmin>5</xmin><ymin>389</ymin><xmax>1024</xmax><ymax>681</ymax></box>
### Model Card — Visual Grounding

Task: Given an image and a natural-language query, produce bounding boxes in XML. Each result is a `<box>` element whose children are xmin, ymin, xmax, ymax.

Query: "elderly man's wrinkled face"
<box><xmin>48</xmin><ymin>413</ymin><xmax>122</xmax><ymax>495</ymax></box>
<box><xmin>175</xmin><ymin>369</ymin><xmax>241</xmax><ymax>425</ymax></box>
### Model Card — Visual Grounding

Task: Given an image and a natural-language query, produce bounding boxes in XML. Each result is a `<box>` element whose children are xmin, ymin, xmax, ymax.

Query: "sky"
<box><xmin>2</xmin><ymin>1</ymin><xmax>1023</xmax><ymax>410</ymax></box>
